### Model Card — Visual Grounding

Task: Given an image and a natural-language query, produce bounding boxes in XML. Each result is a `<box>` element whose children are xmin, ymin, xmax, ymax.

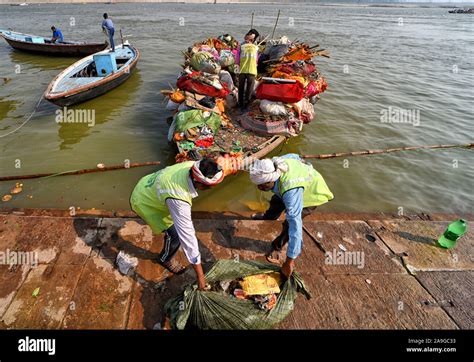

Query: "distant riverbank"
<box><xmin>1</xmin><ymin>1</ymin><xmax>474</xmax><ymax>8</ymax></box>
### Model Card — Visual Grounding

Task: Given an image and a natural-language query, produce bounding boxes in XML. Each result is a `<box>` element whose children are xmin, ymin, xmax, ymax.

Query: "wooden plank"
<box><xmin>416</xmin><ymin>271</ymin><xmax>473</xmax><ymax>329</ymax></box>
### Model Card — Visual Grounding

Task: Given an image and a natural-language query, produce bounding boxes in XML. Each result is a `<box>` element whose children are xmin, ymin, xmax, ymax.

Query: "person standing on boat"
<box><xmin>248</xmin><ymin>154</ymin><xmax>334</xmax><ymax>278</ymax></box>
<box><xmin>51</xmin><ymin>26</ymin><xmax>63</xmax><ymax>43</ymax></box>
<box><xmin>101</xmin><ymin>13</ymin><xmax>115</xmax><ymax>52</ymax></box>
<box><xmin>237</xmin><ymin>32</ymin><xmax>259</xmax><ymax>111</ymax></box>
<box><xmin>130</xmin><ymin>158</ymin><xmax>225</xmax><ymax>290</ymax></box>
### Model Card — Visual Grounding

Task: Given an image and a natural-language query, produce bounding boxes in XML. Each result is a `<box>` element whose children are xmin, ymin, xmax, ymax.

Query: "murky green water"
<box><xmin>0</xmin><ymin>3</ymin><xmax>473</xmax><ymax>214</ymax></box>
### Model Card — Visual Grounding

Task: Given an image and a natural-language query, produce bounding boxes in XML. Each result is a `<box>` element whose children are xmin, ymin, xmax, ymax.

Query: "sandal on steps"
<box><xmin>159</xmin><ymin>258</ymin><xmax>186</xmax><ymax>274</ymax></box>
<box><xmin>266</xmin><ymin>248</ymin><xmax>284</xmax><ymax>265</ymax></box>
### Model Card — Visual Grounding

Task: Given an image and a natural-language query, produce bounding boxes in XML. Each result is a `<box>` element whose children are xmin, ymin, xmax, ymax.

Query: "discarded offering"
<box><xmin>161</xmin><ymin>33</ymin><xmax>328</xmax><ymax>168</ymax></box>
<box><xmin>165</xmin><ymin>260</ymin><xmax>311</xmax><ymax>329</ymax></box>
<box><xmin>115</xmin><ymin>251</ymin><xmax>138</xmax><ymax>275</ymax></box>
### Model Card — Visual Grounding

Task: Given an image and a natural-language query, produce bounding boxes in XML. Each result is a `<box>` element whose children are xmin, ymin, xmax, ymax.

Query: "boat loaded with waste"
<box><xmin>0</xmin><ymin>30</ymin><xmax>108</xmax><ymax>56</ymax></box>
<box><xmin>161</xmin><ymin>34</ymin><xmax>329</xmax><ymax>173</ymax></box>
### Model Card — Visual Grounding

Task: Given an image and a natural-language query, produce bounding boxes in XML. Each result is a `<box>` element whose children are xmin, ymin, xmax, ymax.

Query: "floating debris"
<box><xmin>10</xmin><ymin>186</ymin><xmax>22</xmax><ymax>194</ymax></box>
<box><xmin>97</xmin><ymin>163</ymin><xmax>105</xmax><ymax>169</ymax></box>
<box><xmin>2</xmin><ymin>194</ymin><xmax>12</xmax><ymax>202</ymax></box>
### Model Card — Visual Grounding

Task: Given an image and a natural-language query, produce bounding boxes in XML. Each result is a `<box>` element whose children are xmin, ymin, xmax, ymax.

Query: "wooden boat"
<box><xmin>448</xmin><ymin>8</ymin><xmax>474</xmax><ymax>14</ymax></box>
<box><xmin>44</xmin><ymin>42</ymin><xmax>140</xmax><ymax>107</ymax></box>
<box><xmin>0</xmin><ymin>30</ymin><xmax>107</xmax><ymax>56</ymax></box>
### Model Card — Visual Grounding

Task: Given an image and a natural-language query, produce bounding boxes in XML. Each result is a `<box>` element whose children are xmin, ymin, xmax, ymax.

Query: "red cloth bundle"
<box><xmin>256</xmin><ymin>81</ymin><xmax>305</xmax><ymax>103</ymax></box>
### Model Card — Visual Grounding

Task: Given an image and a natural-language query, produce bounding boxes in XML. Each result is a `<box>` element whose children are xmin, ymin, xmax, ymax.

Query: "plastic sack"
<box><xmin>190</xmin><ymin>51</ymin><xmax>221</xmax><ymax>74</ymax></box>
<box><xmin>219</xmin><ymin>70</ymin><xmax>235</xmax><ymax>91</ymax></box>
<box><xmin>267</xmin><ymin>44</ymin><xmax>289</xmax><ymax>61</ymax></box>
<box><xmin>219</xmin><ymin>49</ymin><xmax>235</xmax><ymax>68</ymax></box>
<box><xmin>256</xmin><ymin>81</ymin><xmax>305</xmax><ymax>103</ymax></box>
<box><xmin>165</xmin><ymin>260</ymin><xmax>311</xmax><ymax>330</ymax></box>
<box><xmin>259</xmin><ymin>100</ymin><xmax>288</xmax><ymax>116</ymax></box>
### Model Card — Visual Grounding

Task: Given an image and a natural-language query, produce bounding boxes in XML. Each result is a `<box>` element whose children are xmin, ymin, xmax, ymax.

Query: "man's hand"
<box><xmin>281</xmin><ymin>257</ymin><xmax>295</xmax><ymax>279</ymax></box>
<box><xmin>192</xmin><ymin>263</ymin><xmax>207</xmax><ymax>291</ymax></box>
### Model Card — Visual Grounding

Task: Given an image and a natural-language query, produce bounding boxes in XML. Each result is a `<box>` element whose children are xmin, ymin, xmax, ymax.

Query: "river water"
<box><xmin>0</xmin><ymin>2</ymin><xmax>473</xmax><ymax>214</ymax></box>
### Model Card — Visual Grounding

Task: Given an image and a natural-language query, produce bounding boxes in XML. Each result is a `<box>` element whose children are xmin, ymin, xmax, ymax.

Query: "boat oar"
<box><xmin>301</xmin><ymin>143</ymin><xmax>474</xmax><ymax>160</ymax></box>
<box><xmin>0</xmin><ymin>161</ymin><xmax>161</xmax><ymax>182</ymax></box>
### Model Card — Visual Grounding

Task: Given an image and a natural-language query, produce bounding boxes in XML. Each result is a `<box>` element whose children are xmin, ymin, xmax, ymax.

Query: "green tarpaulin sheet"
<box><xmin>165</xmin><ymin>260</ymin><xmax>311</xmax><ymax>330</ymax></box>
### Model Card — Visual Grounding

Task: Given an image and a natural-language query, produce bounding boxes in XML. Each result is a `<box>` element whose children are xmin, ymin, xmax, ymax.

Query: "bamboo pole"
<box><xmin>251</xmin><ymin>12</ymin><xmax>254</xmax><ymax>29</ymax></box>
<box><xmin>271</xmin><ymin>9</ymin><xmax>281</xmax><ymax>39</ymax></box>
<box><xmin>0</xmin><ymin>161</ymin><xmax>162</xmax><ymax>182</ymax></box>
<box><xmin>301</xmin><ymin>143</ymin><xmax>474</xmax><ymax>160</ymax></box>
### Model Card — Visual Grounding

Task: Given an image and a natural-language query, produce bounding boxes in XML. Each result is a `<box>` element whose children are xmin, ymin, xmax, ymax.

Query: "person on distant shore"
<box><xmin>248</xmin><ymin>154</ymin><xmax>334</xmax><ymax>278</ymax></box>
<box><xmin>130</xmin><ymin>158</ymin><xmax>225</xmax><ymax>290</ymax></box>
<box><xmin>237</xmin><ymin>31</ymin><xmax>259</xmax><ymax>112</ymax></box>
<box><xmin>101</xmin><ymin>13</ymin><xmax>115</xmax><ymax>52</ymax></box>
<box><xmin>51</xmin><ymin>26</ymin><xmax>63</xmax><ymax>43</ymax></box>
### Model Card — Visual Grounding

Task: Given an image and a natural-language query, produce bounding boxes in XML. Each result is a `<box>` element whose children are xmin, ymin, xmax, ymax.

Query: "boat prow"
<box><xmin>44</xmin><ymin>43</ymin><xmax>140</xmax><ymax>107</ymax></box>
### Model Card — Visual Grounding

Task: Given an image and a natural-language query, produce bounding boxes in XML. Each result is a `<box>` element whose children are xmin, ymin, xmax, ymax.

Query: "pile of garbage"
<box><xmin>161</xmin><ymin>34</ymin><xmax>328</xmax><ymax>165</ymax></box>
<box><xmin>165</xmin><ymin>260</ymin><xmax>311</xmax><ymax>330</ymax></box>
<box><xmin>212</xmin><ymin>271</ymin><xmax>282</xmax><ymax>311</ymax></box>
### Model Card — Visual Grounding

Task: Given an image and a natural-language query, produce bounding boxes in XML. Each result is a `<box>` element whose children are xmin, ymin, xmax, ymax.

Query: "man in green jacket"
<box><xmin>249</xmin><ymin>154</ymin><xmax>334</xmax><ymax>278</ymax></box>
<box><xmin>237</xmin><ymin>32</ymin><xmax>259</xmax><ymax>111</ymax></box>
<box><xmin>130</xmin><ymin>158</ymin><xmax>224</xmax><ymax>290</ymax></box>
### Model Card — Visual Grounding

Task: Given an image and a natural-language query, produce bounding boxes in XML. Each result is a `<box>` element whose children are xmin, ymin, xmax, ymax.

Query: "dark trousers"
<box><xmin>158</xmin><ymin>225</ymin><xmax>180</xmax><ymax>262</ymax></box>
<box><xmin>263</xmin><ymin>195</ymin><xmax>315</xmax><ymax>251</ymax></box>
<box><xmin>238</xmin><ymin>73</ymin><xmax>255</xmax><ymax>109</ymax></box>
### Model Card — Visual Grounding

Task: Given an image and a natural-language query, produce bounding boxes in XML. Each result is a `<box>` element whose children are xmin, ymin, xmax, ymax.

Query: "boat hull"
<box><xmin>2</xmin><ymin>36</ymin><xmax>107</xmax><ymax>56</ymax></box>
<box><xmin>44</xmin><ymin>45</ymin><xmax>140</xmax><ymax>107</ymax></box>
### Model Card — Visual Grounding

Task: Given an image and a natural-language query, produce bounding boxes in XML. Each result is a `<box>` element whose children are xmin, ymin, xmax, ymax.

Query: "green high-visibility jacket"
<box><xmin>130</xmin><ymin>161</ymin><xmax>194</xmax><ymax>233</ymax></box>
<box><xmin>239</xmin><ymin>43</ymin><xmax>258</xmax><ymax>76</ymax></box>
<box><xmin>278</xmin><ymin>159</ymin><xmax>334</xmax><ymax>207</ymax></box>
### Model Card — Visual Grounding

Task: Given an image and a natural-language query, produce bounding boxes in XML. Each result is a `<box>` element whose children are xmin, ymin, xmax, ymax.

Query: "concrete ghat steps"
<box><xmin>0</xmin><ymin>211</ymin><xmax>472</xmax><ymax>329</ymax></box>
